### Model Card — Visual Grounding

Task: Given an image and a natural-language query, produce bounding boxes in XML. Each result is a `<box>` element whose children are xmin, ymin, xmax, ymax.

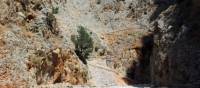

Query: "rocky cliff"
<box><xmin>132</xmin><ymin>0</ymin><xmax>200</xmax><ymax>87</ymax></box>
<box><xmin>150</xmin><ymin>0</ymin><xmax>200</xmax><ymax>87</ymax></box>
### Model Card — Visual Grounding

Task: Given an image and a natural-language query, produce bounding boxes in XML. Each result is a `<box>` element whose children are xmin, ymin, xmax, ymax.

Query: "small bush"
<box><xmin>97</xmin><ymin>0</ymin><xmax>101</xmax><ymax>4</ymax></box>
<box><xmin>52</xmin><ymin>7</ymin><xmax>59</xmax><ymax>14</ymax></box>
<box><xmin>71</xmin><ymin>26</ymin><xmax>93</xmax><ymax>64</ymax></box>
<box><xmin>46</xmin><ymin>12</ymin><xmax>59</xmax><ymax>35</ymax></box>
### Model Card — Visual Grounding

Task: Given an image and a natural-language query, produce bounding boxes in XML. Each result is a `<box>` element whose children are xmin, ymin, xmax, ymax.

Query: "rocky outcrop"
<box><xmin>27</xmin><ymin>48</ymin><xmax>88</xmax><ymax>85</ymax></box>
<box><xmin>116</xmin><ymin>0</ymin><xmax>200</xmax><ymax>87</ymax></box>
<box><xmin>149</xmin><ymin>0</ymin><xmax>200</xmax><ymax>87</ymax></box>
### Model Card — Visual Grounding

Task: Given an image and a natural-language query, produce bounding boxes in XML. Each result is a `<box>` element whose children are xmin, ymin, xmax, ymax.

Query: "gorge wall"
<box><xmin>115</xmin><ymin>0</ymin><xmax>200</xmax><ymax>87</ymax></box>
<box><xmin>134</xmin><ymin>0</ymin><xmax>200</xmax><ymax>87</ymax></box>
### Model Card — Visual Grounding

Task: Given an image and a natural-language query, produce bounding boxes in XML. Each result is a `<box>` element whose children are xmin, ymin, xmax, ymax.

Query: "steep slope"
<box><xmin>0</xmin><ymin>0</ymin><xmax>89</xmax><ymax>87</ymax></box>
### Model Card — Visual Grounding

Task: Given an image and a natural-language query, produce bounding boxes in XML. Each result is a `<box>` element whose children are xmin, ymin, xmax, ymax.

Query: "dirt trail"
<box><xmin>88</xmin><ymin>59</ymin><xmax>130</xmax><ymax>86</ymax></box>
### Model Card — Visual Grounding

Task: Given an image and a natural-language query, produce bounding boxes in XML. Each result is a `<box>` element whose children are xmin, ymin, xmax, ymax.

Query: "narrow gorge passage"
<box><xmin>1</xmin><ymin>0</ymin><xmax>199</xmax><ymax>87</ymax></box>
<box><xmin>85</xmin><ymin>26</ymin><xmax>152</xmax><ymax>87</ymax></box>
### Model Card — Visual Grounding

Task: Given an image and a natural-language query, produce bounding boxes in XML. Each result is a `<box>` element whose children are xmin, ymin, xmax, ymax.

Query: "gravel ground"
<box><xmin>88</xmin><ymin>59</ymin><xmax>120</xmax><ymax>86</ymax></box>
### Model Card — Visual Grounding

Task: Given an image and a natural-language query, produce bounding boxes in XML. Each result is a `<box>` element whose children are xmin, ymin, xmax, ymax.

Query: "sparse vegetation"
<box><xmin>26</xmin><ymin>12</ymin><xmax>59</xmax><ymax>38</ymax></box>
<box><xmin>33</xmin><ymin>3</ymin><xmax>43</xmax><ymax>10</ymax></box>
<box><xmin>97</xmin><ymin>0</ymin><xmax>101</xmax><ymax>4</ymax></box>
<box><xmin>46</xmin><ymin>12</ymin><xmax>59</xmax><ymax>35</ymax></box>
<box><xmin>71</xmin><ymin>26</ymin><xmax>94</xmax><ymax>64</ymax></box>
<box><xmin>52</xmin><ymin>7</ymin><xmax>59</xmax><ymax>14</ymax></box>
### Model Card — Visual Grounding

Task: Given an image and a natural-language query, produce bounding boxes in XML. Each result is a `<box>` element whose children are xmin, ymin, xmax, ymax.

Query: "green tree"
<box><xmin>71</xmin><ymin>26</ymin><xmax>93</xmax><ymax>64</ymax></box>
